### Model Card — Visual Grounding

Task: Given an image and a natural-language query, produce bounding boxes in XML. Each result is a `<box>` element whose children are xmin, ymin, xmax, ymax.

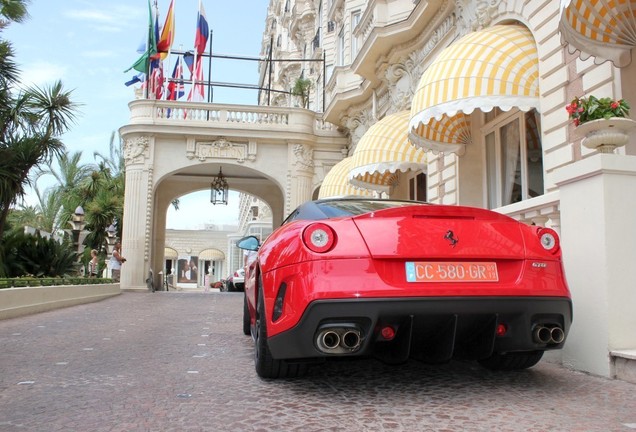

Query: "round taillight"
<box><xmin>538</xmin><ymin>228</ymin><xmax>560</xmax><ymax>253</ymax></box>
<box><xmin>302</xmin><ymin>223</ymin><xmax>336</xmax><ymax>253</ymax></box>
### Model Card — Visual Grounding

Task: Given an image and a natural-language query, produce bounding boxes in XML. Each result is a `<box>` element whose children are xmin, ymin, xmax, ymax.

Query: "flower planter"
<box><xmin>575</xmin><ymin>118</ymin><xmax>636</xmax><ymax>154</ymax></box>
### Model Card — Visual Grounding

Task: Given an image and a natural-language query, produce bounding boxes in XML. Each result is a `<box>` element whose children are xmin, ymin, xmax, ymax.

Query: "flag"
<box><xmin>188</xmin><ymin>2</ymin><xmax>208</xmax><ymax>102</ymax></box>
<box><xmin>148</xmin><ymin>6</ymin><xmax>163</xmax><ymax>98</ymax></box>
<box><xmin>124</xmin><ymin>0</ymin><xmax>157</xmax><ymax>74</ymax></box>
<box><xmin>194</xmin><ymin>2</ymin><xmax>209</xmax><ymax>55</ymax></box>
<box><xmin>167</xmin><ymin>56</ymin><xmax>185</xmax><ymax>101</ymax></box>
<box><xmin>156</xmin><ymin>0</ymin><xmax>176</xmax><ymax>60</ymax></box>
<box><xmin>183</xmin><ymin>51</ymin><xmax>194</xmax><ymax>75</ymax></box>
<box><xmin>187</xmin><ymin>57</ymin><xmax>205</xmax><ymax>102</ymax></box>
<box><xmin>150</xmin><ymin>62</ymin><xmax>164</xmax><ymax>99</ymax></box>
<box><xmin>125</xmin><ymin>73</ymin><xmax>144</xmax><ymax>86</ymax></box>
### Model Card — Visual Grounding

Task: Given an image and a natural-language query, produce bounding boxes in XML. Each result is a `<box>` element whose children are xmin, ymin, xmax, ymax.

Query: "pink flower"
<box><xmin>611</xmin><ymin>101</ymin><xmax>620</xmax><ymax>109</ymax></box>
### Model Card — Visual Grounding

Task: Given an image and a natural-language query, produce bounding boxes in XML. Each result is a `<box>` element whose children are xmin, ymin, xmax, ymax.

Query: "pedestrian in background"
<box><xmin>88</xmin><ymin>249</ymin><xmax>99</xmax><ymax>277</ymax></box>
<box><xmin>109</xmin><ymin>242</ymin><xmax>126</xmax><ymax>282</ymax></box>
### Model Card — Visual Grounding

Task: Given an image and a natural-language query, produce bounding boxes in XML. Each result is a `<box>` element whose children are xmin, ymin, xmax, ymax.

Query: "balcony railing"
<box><xmin>495</xmin><ymin>191</ymin><xmax>561</xmax><ymax>233</ymax></box>
<box><xmin>127</xmin><ymin>99</ymin><xmax>341</xmax><ymax>138</ymax></box>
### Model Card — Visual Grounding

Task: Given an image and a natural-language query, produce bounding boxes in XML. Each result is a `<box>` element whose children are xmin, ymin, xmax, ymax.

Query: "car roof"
<box><xmin>283</xmin><ymin>197</ymin><xmax>429</xmax><ymax>224</ymax></box>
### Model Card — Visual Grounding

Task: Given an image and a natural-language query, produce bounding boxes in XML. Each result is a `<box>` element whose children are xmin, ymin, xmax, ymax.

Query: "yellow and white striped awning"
<box><xmin>559</xmin><ymin>0</ymin><xmax>636</xmax><ymax>67</ymax></box>
<box><xmin>198</xmin><ymin>249</ymin><xmax>225</xmax><ymax>260</ymax></box>
<box><xmin>164</xmin><ymin>247</ymin><xmax>178</xmax><ymax>259</ymax></box>
<box><xmin>318</xmin><ymin>157</ymin><xmax>373</xmax><ymax>199</ymax></box>
<box><xmin>349</xmin><ymin>111</ymin><xmax>427</xmax><ymax>193</ymax></box>
<box><xmin>409</xmin><ymin>25</ymin><xmax>540</xmax><ymax>154</ymax></box>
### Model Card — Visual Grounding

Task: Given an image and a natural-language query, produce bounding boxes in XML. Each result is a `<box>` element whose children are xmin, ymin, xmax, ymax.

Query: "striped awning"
<box><xmin>349</xmin><ymin>111</ymin><xmax>427</xmax><ymax>193</ymax></box>
<box><xmin>409</xmin><ymin>25</ymin><xmax>540</xmax><ymax>154</ymax></box>
<box><xmin>164</xmin><ymin>247</ymin><xmax>178</xmax><ymax>259</ymax></box>
<box><xmin>559</xmin><ymin>0</ymin><xmax>636</xmax><ymax>67</ymax></box>
<box><xmin>318</xmin><ymin>157</ymin><xmax>374</xmax><ymax>199</ymax></box>
<box><xmin>198</xmin><ymin>249</ymin><xmax>225</xmax><ymax>260</ymax></box>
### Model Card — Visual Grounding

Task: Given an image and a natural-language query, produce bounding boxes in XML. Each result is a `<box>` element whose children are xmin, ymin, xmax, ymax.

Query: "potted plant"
<box><xmin>566</xmin><ymin>95</ymin><xmax>635</xmax><ymax>153</ymax></box>
<box><xmin>291</xmin><ymin>77</ymin><xmax>312</xmax><ymax>109</ymax></box>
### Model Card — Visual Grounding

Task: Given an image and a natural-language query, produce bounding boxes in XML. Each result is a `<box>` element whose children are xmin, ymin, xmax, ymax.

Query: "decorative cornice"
<box><xmin>292</xmin><ymin>143</ymin><xmax>314</xmax><ymax>170</ymax></box>
<box><xmin>124</xmin><ymin>136</ymin><xmax>150</xmax><ymax>165</ymax></box>
<box><xmin>455</xmin><ymin>0</ymin><xmax>506</xmax><ymax>35</ymax></box>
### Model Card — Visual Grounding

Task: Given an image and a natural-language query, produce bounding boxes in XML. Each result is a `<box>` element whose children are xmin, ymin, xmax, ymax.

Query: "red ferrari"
<box><xmin>238</xmin><ymin>198</ymin><xmax>572</xmax><ymax>379</ymax></box>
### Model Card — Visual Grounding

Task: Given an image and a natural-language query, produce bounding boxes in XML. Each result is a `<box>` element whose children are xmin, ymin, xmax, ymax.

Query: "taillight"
<box><xmin>302</xmin><ymin>223</ymin><xmax>336</xmax><ymax>253</ymax></box>
<box><xmin>538</xmin><ymin>228</ymin><xmax>560</xmax><ymax>254</ymax></box>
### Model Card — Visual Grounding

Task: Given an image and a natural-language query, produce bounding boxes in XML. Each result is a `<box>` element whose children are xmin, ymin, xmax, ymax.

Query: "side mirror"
<box><xmin>237</xmin><ymin>235</ymin><xmax>259</xmax><ymax>251</ymax></box>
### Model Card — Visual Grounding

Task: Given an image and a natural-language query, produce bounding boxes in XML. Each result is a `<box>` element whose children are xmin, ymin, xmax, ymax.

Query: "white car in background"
<box><xmin>232</xmin><ymin>268</ymin><xmax>245</xmax><ymax>291</ymax></box>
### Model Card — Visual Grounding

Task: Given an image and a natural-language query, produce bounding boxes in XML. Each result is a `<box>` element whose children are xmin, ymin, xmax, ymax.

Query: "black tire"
<box><xmin>478</xmin><ymin>350</ymin><xmax>544</xmax><ymax>371</ymax></box>
<box><xmin>243</xmin><ymin>294</ymin><xmax>251</xmax><ymax>336</ymax></box>
<box><xmin>254</xmin><ymin>282</ymin><xmax>306</xmax><ymax>379</ymax></box>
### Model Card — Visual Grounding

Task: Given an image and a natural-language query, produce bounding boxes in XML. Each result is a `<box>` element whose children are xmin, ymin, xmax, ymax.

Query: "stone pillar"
<box><xmin>287</xmin><ymin>143</ymin><xmax>314</xmax><ymax>211</ymax></box>
<box><xmin>555</xmin><ymin>154</ymin><xmax>636</xmax><ymax>377</ymax></box>
<box><xmin>121</xmin><ymin>136</ymin><xmax>153</xmax><ymax>291</ymax></box>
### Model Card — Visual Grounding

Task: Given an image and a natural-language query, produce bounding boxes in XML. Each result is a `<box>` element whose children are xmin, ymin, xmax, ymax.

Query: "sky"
<box><xmin>4</xmin><ymin>0</ymin><xmax>269</xmax><ymax>229</ymax></box>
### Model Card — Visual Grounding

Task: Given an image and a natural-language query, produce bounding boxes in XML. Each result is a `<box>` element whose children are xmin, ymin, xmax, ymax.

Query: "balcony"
<box><xmin>125</xmin><ymin>99</ymin><xmax>343</xmax><ymax>142</ymax></box>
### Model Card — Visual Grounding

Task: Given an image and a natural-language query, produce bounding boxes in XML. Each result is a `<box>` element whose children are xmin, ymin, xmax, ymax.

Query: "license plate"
<box><xmin>405</xmin><ymin>261</ymin><xmax>499</xmax><ymax>282</ymax></box>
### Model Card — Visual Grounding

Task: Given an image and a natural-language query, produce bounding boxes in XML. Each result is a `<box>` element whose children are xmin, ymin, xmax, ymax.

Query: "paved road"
<box><xmin>0</xmin><ymin>292</ymin><xmax>635</xmax><ymax>432</ymax></box>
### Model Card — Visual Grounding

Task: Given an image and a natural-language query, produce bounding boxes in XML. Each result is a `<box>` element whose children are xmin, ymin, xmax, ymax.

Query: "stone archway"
<box><xmin>118</xmin><ymin>102</ymin><xmax>348</xmax><ymax>290</ymax></box>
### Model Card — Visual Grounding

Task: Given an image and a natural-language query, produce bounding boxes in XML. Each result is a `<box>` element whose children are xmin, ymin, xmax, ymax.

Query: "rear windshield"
<box><xmin>316</xmin><ymin>200</ymin><xmax>425</xmax><ymax>218</ymax></box>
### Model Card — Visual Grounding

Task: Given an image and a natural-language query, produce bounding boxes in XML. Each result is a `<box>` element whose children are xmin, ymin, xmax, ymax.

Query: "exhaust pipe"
<box><xmin>533</xmin><ymin>325</ymin><xmax>565</xmax><ymax>344</ymax></box>
<box><xmin>533</xmin><ymin>326</ymin><xmax>552</xmax><ymax>344</ymax></box>
<box><xmin>341</xmin><ymin>330</ymin><xmax>361</xmax><ymax>351</ymax></box>
<box><xmin>550</xmin><ymin>327</ymin><xmax>565</xmax><ymax>344</ymax></box>
<box><xmin>315</xmin><ymin>326</ymin><xmax>364</xmax><ymax>354</ymax></box>
<box><xmin>320</xmin><ymin>331</ymin><xmax>340</xmax><ymax>350</ymax></box>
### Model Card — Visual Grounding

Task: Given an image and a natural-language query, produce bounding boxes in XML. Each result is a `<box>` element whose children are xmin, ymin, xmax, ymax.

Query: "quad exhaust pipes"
<box><xmin>316</xmin><ymin>326</ymin><xmax>363</xmax><ymax>354</ymax></box>
<box><xmin>533</xmin><ymin>325</ymin><xmax>565</xmax><ymax>345</ymax></box>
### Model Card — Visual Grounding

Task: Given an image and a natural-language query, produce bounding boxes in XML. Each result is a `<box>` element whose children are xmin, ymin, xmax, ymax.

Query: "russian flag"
<box><xmin>194</xmin><ymin>2</ymin><xmax>209</xmax><ymax>55</ymax></box>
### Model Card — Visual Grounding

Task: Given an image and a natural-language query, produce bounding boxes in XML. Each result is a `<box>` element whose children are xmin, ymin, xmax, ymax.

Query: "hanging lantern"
<box><xmin>210</xmin><ymin>167</ymin><xmax>229</xmax><ymax>205</ymax></box>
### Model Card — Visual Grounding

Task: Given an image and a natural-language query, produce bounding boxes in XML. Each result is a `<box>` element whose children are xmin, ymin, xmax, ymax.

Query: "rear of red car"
<box><xmin>256</xmin><ymin>201</ymin><xmax>572</xmax><ymax>371</ymax></box>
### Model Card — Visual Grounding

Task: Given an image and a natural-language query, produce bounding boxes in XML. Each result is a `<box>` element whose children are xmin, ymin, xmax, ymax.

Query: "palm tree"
<box><xmin>8</xmin><ymin>185</ymin><xmax>63</xmax><ymax>233</ymax></box>
<box><xmin>36</xmin><ymin>151</ymin><xmax>96</xmax><ymax>230</ymax></box>
<box><xmin>0</xmin><ymin>81</ymin><xmax>79</xmax><ymax>239</ymax></box>
<box><xmin>0</xmin><ymin>1</ymin><xmax>79</xmax><ymax>240</ymax></box>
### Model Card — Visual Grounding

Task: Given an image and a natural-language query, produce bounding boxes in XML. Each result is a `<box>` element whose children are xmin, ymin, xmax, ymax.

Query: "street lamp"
<box><xmin>106</xmin><ymin>222</ymin><xmax>117</xmax><ymax>256</ymax></box>
<box><xmin>68</xmin><ymin>206</ymin><xmax>87</xmax><ymax>275</ymax></box>
<box><xmin>68</xmin><ymin>206</ymin><xmax>86</xmax><ymax>247</ymax></box>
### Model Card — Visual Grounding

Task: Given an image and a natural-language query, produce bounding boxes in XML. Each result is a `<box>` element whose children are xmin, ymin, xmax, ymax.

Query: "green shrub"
<box><xmin>0</xmin><ymin>231</ymin><xmax>78</xmax><ymax>278</ymax></box>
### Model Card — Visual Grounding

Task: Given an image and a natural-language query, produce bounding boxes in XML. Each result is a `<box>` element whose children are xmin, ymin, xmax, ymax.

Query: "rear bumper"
<box><xmin>267</xmin><ymin>297</ymin><xmax>572</xmax><ymax>362</ymax></box>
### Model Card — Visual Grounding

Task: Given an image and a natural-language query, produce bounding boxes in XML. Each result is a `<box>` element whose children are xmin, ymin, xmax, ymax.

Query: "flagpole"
<box><xmin>144</xmin><ymin>0</ymin><xmax>155</xmax><ymax>99</ymax></box>
<box><xmin>207</xmin><ymin>29</ymin><xmax>213</xmax><ymax>103</ymax></box>
<box><xmin>164</xmin><ymin>0</ymin><xmax>175</xmax><ymax>101</ymax></box>
<box><xmin>191</xmin><ymin>0</ymin><xmax>202</xmax><ymax>101</ymax></box>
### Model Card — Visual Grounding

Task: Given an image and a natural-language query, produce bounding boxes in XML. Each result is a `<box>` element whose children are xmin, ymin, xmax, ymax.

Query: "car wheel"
<box><xmin>254</xmin><ymin>282</ymin><xmax>306</xmax><ymax>379</ymax></box>
<box><xmin>243</xmin><ymin>294</ymin><xmax>251</xmax><ymax>336</ymax></box>
<box><xmin>478</xmin><ymin>350</ymin><xmax>544</xmax><ymax>371</ymax></box>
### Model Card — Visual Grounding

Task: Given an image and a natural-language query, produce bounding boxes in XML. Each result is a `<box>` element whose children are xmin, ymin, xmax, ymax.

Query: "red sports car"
<box><xmin>238</xmin><ymin>198</ymin><xmax>572</xmax><ymax>379</ymax></box>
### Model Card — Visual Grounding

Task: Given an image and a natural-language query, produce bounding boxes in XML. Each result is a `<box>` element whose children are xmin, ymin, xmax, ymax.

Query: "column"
<box><xmin>555</xmin><ymin>154</ymin><xmax>636</xmax><ymax>377</ymax></box>
<box><xmin>120</xmin><ymin>136</ymin><xmax>153</xmax><ymax>291</ymax></box>
<box><xmin>288</xmin><ymin>143</ymin><xmax>314</xmax><ymax>210</ymax></box>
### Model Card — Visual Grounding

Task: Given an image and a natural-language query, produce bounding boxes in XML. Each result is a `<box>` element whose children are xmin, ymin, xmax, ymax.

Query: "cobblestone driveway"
<box><xmin>0</xmin><ymin>292</ymin><xmax>635</xmax><ymax>432</ymax></box>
